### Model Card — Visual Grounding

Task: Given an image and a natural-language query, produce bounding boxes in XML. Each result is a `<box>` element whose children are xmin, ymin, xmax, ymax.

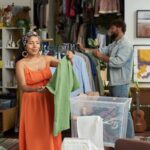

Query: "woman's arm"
<box><xmin>16</xmin><ymin>60</ymin><xmax>44</xmax><ymax>92</ymax></box>
<box><xmin>47</xmin><ymin>56</ymin><xmax>60</xmax><ymax>67</ymax></box>
<box><xmin>47</xmin><ymin>51</ymin><xmax>74</xmax><ymax>67</ymax></box>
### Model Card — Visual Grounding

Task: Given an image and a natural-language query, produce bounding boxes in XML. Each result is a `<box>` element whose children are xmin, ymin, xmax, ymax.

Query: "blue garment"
<box><xmin>109</xmin><ymin>84</ymin><xmax>130</xmax><ymax>97</ymax></box>
<box><xmin>50</xmin><ymin>55</ymin><xmax>92</xmax><ymax>97</ymax></box>
<box><xmin>71</xmin><ymin>55</ymin><xmax>92</xmax><ymax>97</ymax></box>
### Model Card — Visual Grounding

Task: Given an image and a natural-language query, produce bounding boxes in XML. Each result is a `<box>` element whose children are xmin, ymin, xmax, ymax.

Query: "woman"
<box><xmin>15</xmin><ymin>31</ymin><xmax>73</xmax><ymax>150</ymax></box>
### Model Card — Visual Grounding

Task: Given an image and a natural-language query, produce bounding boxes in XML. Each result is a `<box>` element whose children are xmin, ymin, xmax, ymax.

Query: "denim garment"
<box><xmin>109</xmin><ymin>84</ymin><xmax>130</xmax><ymax>97</ymax></box>
<box><xmin>100</xmin><ymin>36</ymin><xmax>134</xmax><ymax>86</ymax></box>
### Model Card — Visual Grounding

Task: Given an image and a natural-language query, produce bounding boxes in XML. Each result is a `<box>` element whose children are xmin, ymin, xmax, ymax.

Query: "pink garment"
<box><xmin>99</xmin><ymin>0</ymin><xmax>120</xmax><ymax>14</ymax></box>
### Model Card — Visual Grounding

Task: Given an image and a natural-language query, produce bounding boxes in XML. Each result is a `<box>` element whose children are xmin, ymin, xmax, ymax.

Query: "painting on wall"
<box><xmin>136</xmin><ymin>10</ymin><xmax>150</xmax><ymax>38</ymax></box>
<box><xmin>134</xmin><ymin>45</ymin><xmax>150</xmax><ymax>82</ymax></box>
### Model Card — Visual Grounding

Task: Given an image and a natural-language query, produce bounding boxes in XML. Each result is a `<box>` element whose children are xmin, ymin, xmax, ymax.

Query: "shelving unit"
<box><xmin>1</xmin><ymin>27</ymin><xmax>23</xmax><ymax>93</ymax></box>
<box><xmin>0</xmin><ymin>27</ymin><xmax>23</xmax><ymax>133</ymax></box>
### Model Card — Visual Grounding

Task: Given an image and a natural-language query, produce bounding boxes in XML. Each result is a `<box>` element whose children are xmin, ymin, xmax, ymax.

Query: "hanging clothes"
<box><xmin>75</xmin><ymin>51</ymin><xmax>96</xmax><ymax>91</ymax></box>
<box><xmin>98</xmin><ymin>0</ymin><xmax>120</xmax><ymax>14</ymax></box>
<box><xmin>71</xmin><ymin>55</ymin><xmax>92</xmax><ymax>97</ymax></box>
<box><xmin>84</xmin><ymin>52</ymin><xmax>104</xmax><ymax>95</ymax></box>
<box><xmin>34</xmin><ymin>0</ymin><xmax>48</xmax><ymax>28</ymax></box>
<box><xmin>86</xmin><ymin>22</ymin><xmax>97</xmax><ymax>48</ymax></box>
<box><xmin>77</xmin><ymin>23</ymin><xmax>87</xmax><ymax>47</ymax></box>
<box><xmin>46</xmin><ymin>57</ymin><xmax>80</xmax><ymax>136</ymax></box>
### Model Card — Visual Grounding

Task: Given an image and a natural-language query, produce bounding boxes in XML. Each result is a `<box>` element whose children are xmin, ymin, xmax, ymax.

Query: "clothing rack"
<box><xmin>43</xmin><ymin>43</ymin><xmax>79</xmax><ymax>59</ymax></box>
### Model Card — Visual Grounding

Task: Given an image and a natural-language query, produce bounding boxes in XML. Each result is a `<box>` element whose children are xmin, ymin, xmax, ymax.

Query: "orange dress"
<box><xmin>19</xmin><ymin>64</ymin><xmax>62</xmax><ymax>150</ymax></box>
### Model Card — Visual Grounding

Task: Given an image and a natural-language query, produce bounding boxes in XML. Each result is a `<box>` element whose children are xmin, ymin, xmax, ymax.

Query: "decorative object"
<box><xmin>7</xmin><ymin>34</ymin><xmax>13</xmax><ymax>48</ymax></box>
<box><xmin>136</xmin><ymin>10</ymin><xmax>150</xmax><ymax>38</ymax></box>
<box><xmin>38</xmin><ymin>28</ymin><xmax>48</xmax><ymax>39</ymax></box>
<box><xmin>133</xmin><ymin>45</ymin><xmax>150</xmax><ymax>82</ymax></box>
<box><xmin>15</xmin><ymin>6</ymin><xmax>31</xmax><ymax>32</ymax></box>
<box><xmin>22</xmin><ymin>51</ymin><xmax>28</xmax><ymax>57</ymax></box>
<box><xmin>3</xmin><ymin>3</ymin><xmax>14</xmax><ymax>27</ymax></box>
<box><xmin>132</xmin><ymin>81</ymin><xmax>147</xmax><ymax>133</ymax></box>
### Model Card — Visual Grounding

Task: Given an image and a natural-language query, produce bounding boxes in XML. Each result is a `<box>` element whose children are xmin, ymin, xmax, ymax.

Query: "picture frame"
<box><xmin>133</xmin><ymin>45</ymin><xmax>150</xmax><ymax>82</ymax></box>
<box><xmin>136</xmin><ymin>10</ymin><xmax>150</xmax><ymax>38</ymax></box>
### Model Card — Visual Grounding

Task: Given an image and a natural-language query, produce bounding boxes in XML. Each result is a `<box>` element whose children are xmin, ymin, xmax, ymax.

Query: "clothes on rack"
<box><xmin>71</xmin><ymin>55</ymin><xmax>92</xmax><ymax>97</ymax></box>
<box><xmin>75</xmin><ymin>51</ymin><xmax>96</xmax><ymax>91</ymax></box>
<box><xmin>46</xmin><ymin>56</ymin><xmax>80</xmax><ymax>136</ymax></box>
<box><xmin>48</xmin><ymin>45</ymin><xmax>105</xmax><ymax>96</ymax></box>
<box><xmin>84</xmin><ymin>52</ymin><xmax>104</xmax><ymax>95</ymax></box>
<box><xmin>61</xmin><ymin>0</ymin><xmax>123</xmax><ymax>17</ymax></box>
<box><xmin>98</xmin><ymin>0</ymin><xmax>120</xmax><ymax>14</ymax></box>
<box><xmin>56</xmin><ymin>0</ymin><xmax>124</xmax><ymax>46</ymax></box>
<box><xmin>34</xmin><ymin>0</ymin><xmax>49</xmax><ymax>28</ymax></box>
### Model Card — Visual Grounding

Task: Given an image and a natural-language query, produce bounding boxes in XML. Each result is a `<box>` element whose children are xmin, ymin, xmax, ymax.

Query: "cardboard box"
<box><xmin>0</xmin><ymin>107</ymin><xmax>17</xmax><ymax>132</ymax></box>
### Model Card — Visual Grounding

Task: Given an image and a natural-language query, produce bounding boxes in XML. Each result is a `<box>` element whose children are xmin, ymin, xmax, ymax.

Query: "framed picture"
<box><xmin>134</xmin><ymin>45</ymin><xmax>150</xmax><ymax>82</ymax></box>
<box><xmin>136</xmin><ymin>10</ymin><xmax>150</xmax><ymax>38</ymax></box>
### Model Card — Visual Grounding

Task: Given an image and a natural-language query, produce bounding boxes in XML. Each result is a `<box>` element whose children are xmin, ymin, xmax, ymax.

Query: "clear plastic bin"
<box><xmin>70</xmin><ymin>96</ymin><xmax>131</xmax><ymax>147</ymax></box>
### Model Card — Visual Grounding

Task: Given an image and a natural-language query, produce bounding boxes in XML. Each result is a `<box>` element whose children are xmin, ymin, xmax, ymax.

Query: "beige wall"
<box><xmin>125</xmin><ymin>0</ymin><xmax>150</xmax><ymax>87</ymax></box>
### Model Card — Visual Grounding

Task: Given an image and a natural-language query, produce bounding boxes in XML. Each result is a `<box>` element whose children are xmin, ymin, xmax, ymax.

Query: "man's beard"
<box><xmin>110</xmin><ymin>33</ymin><xmax>118</xmax><ymax>41</ymax></box>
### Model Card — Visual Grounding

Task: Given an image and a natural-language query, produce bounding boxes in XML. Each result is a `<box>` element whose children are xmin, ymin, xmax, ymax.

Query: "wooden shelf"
<box><xmin>42</xmin><ymin>38</ymin><xmax>53</xmax><ymax>42</ymax></box>
<box><xmin>5</xmin><ymin>86</ymin><xmax>17</xmax><ymax>89</ymax></box>
<box><xmin>5</xmin><ymin>47</ymin><xmax>19</xmax><ymax>50</ymax></box>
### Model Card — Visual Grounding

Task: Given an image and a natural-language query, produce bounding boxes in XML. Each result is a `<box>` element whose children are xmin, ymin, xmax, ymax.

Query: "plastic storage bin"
<box><xmin>70</xmin><ymin>96</ymin><xmax>131</xmax><ymax>147</ymax></box>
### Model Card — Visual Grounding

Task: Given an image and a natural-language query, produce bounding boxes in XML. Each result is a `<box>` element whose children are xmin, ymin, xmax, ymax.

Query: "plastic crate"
<box><xmin>70</xmin><ymin>96</ymin><xmax>131</xmax><ymax>147</ymax></box>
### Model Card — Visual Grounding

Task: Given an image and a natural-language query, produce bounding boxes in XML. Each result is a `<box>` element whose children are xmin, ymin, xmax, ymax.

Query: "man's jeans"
<box><xmin>109</xmin><ymin>84</ymin><xmax>135</xmax><ymax>138</ymax></box>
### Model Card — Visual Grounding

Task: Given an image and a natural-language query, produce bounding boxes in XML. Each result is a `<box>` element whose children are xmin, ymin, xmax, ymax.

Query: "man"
<box><xmin>93</xmin><ymin>19</ymin><xmax>133</xmax><ymax>98</ymax></box>
<box><xmin>79</xmin><ymin>19</ymin><xmax>135</xmax><ymax>138</ymax></box>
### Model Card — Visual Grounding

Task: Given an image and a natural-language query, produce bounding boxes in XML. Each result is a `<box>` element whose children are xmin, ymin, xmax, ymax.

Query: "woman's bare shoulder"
<box><xmin>15</xmin><ymin>58</ymin><xmax>27</xmax><ymax>69</ymax></box>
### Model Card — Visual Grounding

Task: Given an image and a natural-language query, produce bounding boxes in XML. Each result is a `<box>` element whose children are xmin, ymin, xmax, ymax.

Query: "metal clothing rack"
<box><xmin>42</xmin><ymin>43</ymin><xmax>78</xmax><ymax>59</ymax></box>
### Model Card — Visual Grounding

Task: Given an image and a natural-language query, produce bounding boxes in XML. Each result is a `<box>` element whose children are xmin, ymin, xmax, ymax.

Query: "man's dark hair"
<box><xmin>109</xmin><ymin>19</ymin><xmax>126</xmax><ymax>33</ymax></box>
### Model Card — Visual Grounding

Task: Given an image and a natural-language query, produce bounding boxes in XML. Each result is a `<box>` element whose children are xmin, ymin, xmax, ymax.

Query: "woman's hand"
<box><xmin>36</xmin><ymin>86</ymin><xmax>47</xmax><ymax>93</ymax></box>
<box><xmin>66</xmin><ymin>51</ymin><xmax>73</xmax><ymax>64</ymax></box>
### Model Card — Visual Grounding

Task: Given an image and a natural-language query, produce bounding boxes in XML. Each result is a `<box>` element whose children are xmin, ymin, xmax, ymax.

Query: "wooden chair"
<box><xmin>115</xmin><ymin>138</ymin><xmax>150</xmax><ymax>150</ymax></box>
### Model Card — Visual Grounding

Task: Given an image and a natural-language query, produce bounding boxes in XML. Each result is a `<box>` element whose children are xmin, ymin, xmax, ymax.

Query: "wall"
<box><xmin>125</xmin><ymin>0</ymin><xmax>150</xmax><ymax>87</ymax></box>
<box><xmin>0</xmin><ymin>0</ymin><xmax>33</xmax><ymax>24</ymax></box>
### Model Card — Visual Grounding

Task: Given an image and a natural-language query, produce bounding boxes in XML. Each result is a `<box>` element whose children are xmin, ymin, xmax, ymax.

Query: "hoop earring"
<box><xmin>22</xmin><ymin>51</ymin><xmax>28</xmax><ymax>57</ymax></box>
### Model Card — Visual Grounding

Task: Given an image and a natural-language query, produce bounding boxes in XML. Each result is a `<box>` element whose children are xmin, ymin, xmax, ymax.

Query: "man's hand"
<box><xmin>92</xmin><ymin>50</ymin><xmax>102</xmax><ymax>59</ymax></box>
<box><xmin>93</xmin><ymin>50</ymin><xmax>109</xmax><ymax>62</ymax></box>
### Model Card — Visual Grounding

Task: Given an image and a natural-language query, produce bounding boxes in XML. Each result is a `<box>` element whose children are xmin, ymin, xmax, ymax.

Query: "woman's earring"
<box><xmin>22</xmin><ymin>51</ymin><xmax>28</xmax><ymax>57</ymax></box>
